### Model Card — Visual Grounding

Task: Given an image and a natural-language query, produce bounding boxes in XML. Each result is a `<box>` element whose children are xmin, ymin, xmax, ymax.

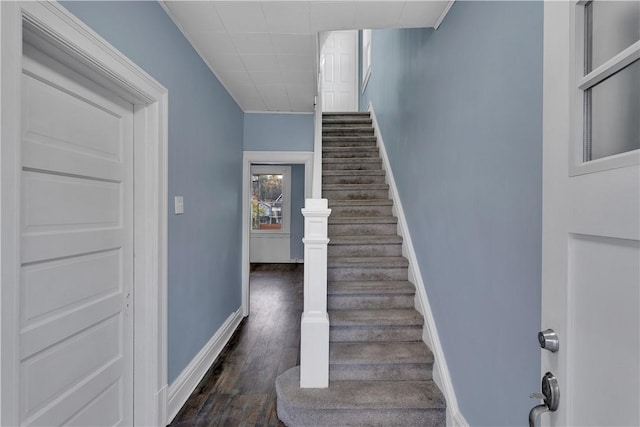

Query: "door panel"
<box><xmin>568</xmin><ymin>235</ymin><xmax>639</xmax><ymax>426</ymax></box>
<box><xmin>322</xmin><ymin>31</ymin><xmax>357</xmax><ymax>112</ymax></box>
<box><xmin>19</xmin><ymin>42</ymin><xmax>133</xmax><ymax>426</ymax></box>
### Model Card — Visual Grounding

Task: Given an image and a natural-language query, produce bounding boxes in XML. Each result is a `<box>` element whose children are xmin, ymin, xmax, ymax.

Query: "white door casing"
<box><xmin>321</xmin><ymin>30</ymin><xmax>358</xmax><ymax>112</ymax></box>
<box><xmin>20</xmin><ymin>40</ymin><xmax>134</xmax><ymax>426</ymax></box>
<box><xmin>1</xmin><ymin>2</ymin><xmax>168</xmax><ymax>426</ymax></box>
<box><xmin>542</xmin><ymin>2</ymin><xmax>639</xmax><ymax>426</ymax></box>
<box><xmin>241</xmin><ymin>151</ymin><xmax>313</xmax><ymax>317</ymax></box>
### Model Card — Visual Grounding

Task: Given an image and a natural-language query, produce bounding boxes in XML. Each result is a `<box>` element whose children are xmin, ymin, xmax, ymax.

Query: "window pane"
<box><xmin>585</xmin><ymin>1</ymin><xmax>640</xmax><ymax>73</ymax></box>
<box><xmin>586</xmin><ymin>59</ymin><xmax>640</xmax><ymax>161</ymax></box>
<box><xmin>251</xmin><ymin>174</ymin><xmax>284</xmax><ymax>231</ymax></box>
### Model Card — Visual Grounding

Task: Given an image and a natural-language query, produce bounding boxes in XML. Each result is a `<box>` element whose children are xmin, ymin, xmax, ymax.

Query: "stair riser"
<box><xmin>329</xmin><ymin>364</ymin><xmax>433</xmax><ymax>382</ymax></box>
<box><xmin>328</xmin><ymin>266</ymin><xmax>408</xmax><ymax>281</ymax></box>
<box><xmin>330</xmin><ymin>325</ymin><xmax>423</xmax><ymax>342</ymax></box>
<box><xmin>324</xmin><ymin>189</ymin><xmax>389</xmax><ymax>200</ymax></box>
<box><xmin>323</xmin><ymin>161</ymin><xmax>382</xmax><ymax>171</ymax></box>
<box><xmin>328</xmin><ymin>294</ymin><xmax>414</xmax><ymax>310</ymax></box>
<box><xmin>329</xmin><ymin>223</ymin><xmax>397</xmax><ymax>236</ymax></box>
<box><xmin>328</xmin><ymin>205</ymin><xmax>393</xmax><ymax>217</ymax></box>
<box><xmin>323</xmin><ymin>137</ymin><xmax>377</xmax><ymax>145</ymax></box>
<box><xmin>323</xmin><ymin>150</ymin><xmax>379</xmax><ymax>158</ymax></box>
<box><xmin>322</xmin><ymin>175</ymin><xmax>386</xmax><ymax>185</ymax></box>
<box><xmin>328</xmin><ymin>243</ymin><xmax>403</xmax><ymax>258</ymax></box>
<box><xmin>323</xmin><ymin>129</ymin><xmax>374</xmax><ymax>136</ymax></box>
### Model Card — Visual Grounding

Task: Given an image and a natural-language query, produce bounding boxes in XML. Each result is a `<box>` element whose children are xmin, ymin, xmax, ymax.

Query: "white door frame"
<box><xmin>241</xmin><ymin>151</ymin><xmax>313</xmax><ymax>316</ymax></box>
<box><xmin>0</xmin><ymin>2</ymin><xmax>168</xmax><ymax>425</ymax></box>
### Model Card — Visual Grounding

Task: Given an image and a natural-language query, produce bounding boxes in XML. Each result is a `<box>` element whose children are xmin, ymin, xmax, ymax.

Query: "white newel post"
<box><xmin>300</xmin><ymin>198</ymin><xmax>331</xmax><ymax>388</ymax></box>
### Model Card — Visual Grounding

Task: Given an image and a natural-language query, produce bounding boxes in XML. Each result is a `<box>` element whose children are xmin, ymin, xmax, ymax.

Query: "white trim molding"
<box><xmin>368</xmin><ymin>103</ymin><xmax>468</xmax><ymax>427</ymax></box>
<box><xmin>1</xmin><ymin>2</ymin><xmax>168</xmax><ymax>425</ymax></box>
<box><xmin>434</xmin><ymin>1</ymin><xmax>455</xmax><ymax>30</ymax></box>
<box><xmin>167</xmin><ymin>309</ymin><xmax>243</xmax><ymax>423</ymax></box>
<box><xmin>241</xmin><ymin>151</ymin><xmax>314</xmax><ymax>316</ymax></box>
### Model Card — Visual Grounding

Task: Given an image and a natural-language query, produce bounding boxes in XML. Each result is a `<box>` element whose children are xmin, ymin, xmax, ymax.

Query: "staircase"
<box><xmin>276</xmin><ymin>112</ymin><xmax>445</xmax><ymax>426</ymax></box>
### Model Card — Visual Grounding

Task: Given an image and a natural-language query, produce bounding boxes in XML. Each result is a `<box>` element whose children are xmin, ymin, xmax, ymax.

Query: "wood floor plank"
<box><xmin>168</xmin><ymin>264</ymin><xmax>303</xmax><ymax>426</ymax></box>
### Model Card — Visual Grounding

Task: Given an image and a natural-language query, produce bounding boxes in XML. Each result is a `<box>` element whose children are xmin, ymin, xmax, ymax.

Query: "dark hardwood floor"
<box><xmin>169</xmin><ymin>264</ymin><xmax>303</xmax><ymax>427</ymax></box>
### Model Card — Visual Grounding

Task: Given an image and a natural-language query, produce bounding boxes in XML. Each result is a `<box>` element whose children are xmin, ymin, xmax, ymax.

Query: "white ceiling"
<box><xmin>161</xmin><ymin>1</ymin><xmax>452</xmax><ymax>113</ymax></box>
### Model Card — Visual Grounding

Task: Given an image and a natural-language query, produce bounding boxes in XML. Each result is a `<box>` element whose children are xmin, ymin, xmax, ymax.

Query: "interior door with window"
<box><xmin>249</xmin><ymin>165</ymin><xmax>291</xmax><ymax>263</ymax></box>
<box><xmin>541</xmin><ymin>1</ymin><xmax>639</xmax><ymax>425</ymax></box>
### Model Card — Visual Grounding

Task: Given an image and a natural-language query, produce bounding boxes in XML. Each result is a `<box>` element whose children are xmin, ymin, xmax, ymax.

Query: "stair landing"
<box><xmin>276</xmin><ymin>367</ymin><xmax>445</xmax><ymax>427</ymax></box>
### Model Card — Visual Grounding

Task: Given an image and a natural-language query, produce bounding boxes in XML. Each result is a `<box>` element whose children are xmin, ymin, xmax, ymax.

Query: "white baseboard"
<box><xmin>367</xmin><ymin>103</ymin><xmax>468</xmax><ymax>427</ymax></box>
<box><xmin>167</xmin><ymin>308</ymin><xmax>244</xmax><ymax>423</ymax></box>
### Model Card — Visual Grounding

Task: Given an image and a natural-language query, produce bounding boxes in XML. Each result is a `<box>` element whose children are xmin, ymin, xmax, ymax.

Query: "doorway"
<box><xmin>250</xmin><ymin>165</ymin><xmax>292</xmax><ymax>263</ymax></box>
<box><xmin>241</xmin><ymin>152</ymin><xmax>312</xmax><ymax>316</ymax></box>
<box><xmin>321</xmin><ymin>30</ymin><xmax>359</xmax><ymax>112</ymax></box>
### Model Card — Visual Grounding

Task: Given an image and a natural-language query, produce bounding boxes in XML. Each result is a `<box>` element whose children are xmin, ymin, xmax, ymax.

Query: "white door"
<box><xmin>542</xmin><ymin>2</ymin><xmax>639</xmax><ymax>426</ymax></box>
<box><xmin>322</xmin><ymin>30</ymin><xmax>358</xmax><ymax>112</ymax></box>
<box><xmin>250</xmin><ymin>165</ymin><xmax>291</xmax><ymax>263</ymax></box>
<box><xmin>18</xmin><ymin>41</ymin><xmax>134</xmax><ymax>426</ymax></box>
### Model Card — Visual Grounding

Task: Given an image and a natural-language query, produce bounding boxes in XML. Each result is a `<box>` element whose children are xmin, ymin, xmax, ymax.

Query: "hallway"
<box><xmin>169</xmin><ymin>264</ymin><xmax>303</xmax><ymax>426</ymax></box>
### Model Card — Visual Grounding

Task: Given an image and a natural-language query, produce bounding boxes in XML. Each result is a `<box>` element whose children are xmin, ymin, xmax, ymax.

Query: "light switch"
<box><xmin>174</xmin><ymin>196</ymin><xmax>184</xmax><ymax>214</ymax></box>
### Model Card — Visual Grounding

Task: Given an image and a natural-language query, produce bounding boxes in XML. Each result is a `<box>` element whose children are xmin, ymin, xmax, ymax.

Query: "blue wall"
<box><xmin>244</xmin><ymin>113</ymin><xmax>312</xmax><ymax>261</ymax></box>
<box><xmin>244</xmin><ymin>113</ymin><xmax>314</xmax><ymax>152</ymax></box>
<box><xmin>62</xmin><ymin>1</ymin><xmax>245</xmax><ymax>384</ymax></box>
<box><xmin>360</xmin><ymin>2</ymin><xmax>543</xmax><ymax>425</ymax></box>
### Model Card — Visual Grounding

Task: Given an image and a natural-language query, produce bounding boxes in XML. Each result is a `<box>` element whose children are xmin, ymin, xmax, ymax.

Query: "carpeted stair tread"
<box><xmin>330</xmin><ymin>308</ymin><xmax>423</xmax><ymax>327</ymax></box>
<box><xmin>322</xmin><ymin>135</ymin><xmax>377</xmax><ymax>144</ymax></box>
<box><xmin>323</xmin><ymin>146</ymin><xmax>378</xmax><ymax>153</ymax></box>
<box><xmin>323</xmin><ymin>148</ymin><xmax>380</xmax><ymax>158</ymax></box>
<box><xmin>324</xmin><ymin>183</ymin><xmax>389</xmax><ymax>190</ymax></box>
<box><xmin>323</xmin><ymin>170</ymin><xmax>385</xmax><ymax>176</ymax></box>
<box><xmin>328</xmin><ymin>256</ymin><xmax>409</xmax><ymax>268</ymax></box>
<box><xmin>328</xmin><ymin>280</ymin><xmax>414</xmax><ymax>295</ymax></box>
<box><xmin>330</xmin><ymin>342</ymin><xmax>433</xmax><ymax>366</ymax></box>
<box><xmin>329</xmin><ymin>216</ymin><xmax>397</xmax><ymax>224</ymax></box>
<box><xmin>323</xmin><ymin>116</ymin><xmax>372</xmax><ymax>122</ymax></box>
<box><xmin>329</xmin><ymin>235</ymin><xmax>403</xmax><ymax>245</ymax></box>
<box><xmin>322</xmin><ymin>157</ymin><xmax>381</xmax><ymax>164</ymax></box>
<box><xmin>329</xmin><ymin>199</ymin><xmax>392</xmax><ymax>207</ymax></box>
<box><xmin>323</xmin><ymin>123</ymin><xmax>373</xmax><ymax>129</ymax></box>
<box><xmin>323</xmin><ymin>126</ymin><xmax>374</xmax><ymax>135</ymax></box>
<box><xmin>323</xmin><ymin>171</ymin><xmax>387</xmax><ymax>185</ymax></box>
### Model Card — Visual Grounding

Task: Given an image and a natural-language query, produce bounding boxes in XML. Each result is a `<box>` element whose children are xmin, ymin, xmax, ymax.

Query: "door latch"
<box><xmin>538</xmin><ymin>328</ymin><xmax>559</xmax><ymax>352</ymax></box>
<box><xmin>529</xmin><ymin>372</ymin><xmax>559</xmax><ymax>427</ymax></box>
